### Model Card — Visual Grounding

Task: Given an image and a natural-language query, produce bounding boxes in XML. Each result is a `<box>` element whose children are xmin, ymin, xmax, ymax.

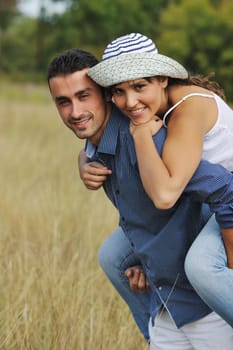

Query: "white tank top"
<box><xmin>163</xmin><ymin>93</ymin><xmax>233</xmax><ymax>171</ymax></box>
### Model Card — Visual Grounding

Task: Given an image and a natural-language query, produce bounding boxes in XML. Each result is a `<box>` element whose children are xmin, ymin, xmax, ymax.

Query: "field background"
<box><xmin>0</xmin><ymin>82</ymin><xmax>147</xmax><ymax>349</ymax></box>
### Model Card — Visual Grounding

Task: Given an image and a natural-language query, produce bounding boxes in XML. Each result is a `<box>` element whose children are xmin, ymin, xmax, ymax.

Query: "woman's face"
<box><xmin>111</xmin><ymin>76</ymin><xmax>168</xmax><ymax>124</ymax></box>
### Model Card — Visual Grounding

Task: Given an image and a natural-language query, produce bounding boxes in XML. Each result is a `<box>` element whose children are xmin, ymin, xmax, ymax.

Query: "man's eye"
<box><xmin>57</xmin><ymin>99</ymin><xmax>69</xmax><ymax>106</ymax></box>
<box><xmin>78</xmin><ymin>93</ymin><xmax>89</xmax><ymax>100</ymax></box>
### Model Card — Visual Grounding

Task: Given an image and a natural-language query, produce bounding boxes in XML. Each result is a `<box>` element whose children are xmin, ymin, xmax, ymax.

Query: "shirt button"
<box><xmin>158</xmin><ymin>286</ymin><xmax>162</xmax><ymax>291</ymax></box>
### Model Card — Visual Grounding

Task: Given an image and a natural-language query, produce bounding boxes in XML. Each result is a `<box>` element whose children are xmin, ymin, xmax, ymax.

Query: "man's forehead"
<box><xmin>55</xmin><ymin>68</ymin><xmax>90</xmax><ymax>85</ymax></box>
<box><xmin>50</xmin><ymin>69</ymin><xmax>98</xmax><ymax>96</ymax></box>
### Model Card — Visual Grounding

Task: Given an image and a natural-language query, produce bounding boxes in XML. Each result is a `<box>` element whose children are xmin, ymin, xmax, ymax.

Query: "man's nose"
<box><xmin>71</xmin><ymin>101</ymin><xmax>82</xmax><ymax>117</ymax></box>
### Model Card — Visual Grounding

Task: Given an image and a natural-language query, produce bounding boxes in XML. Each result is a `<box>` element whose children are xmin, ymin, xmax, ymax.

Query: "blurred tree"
<box><xmin>157</xmin><ymin>0</ymin><xmax>233</xmax><ymax>99</ymax></box>
<box><xmin>35</xmin><ymin>5</ymin><xmax>53</xmax><ymax>72</ymax></box>
<box><xmin>0</xmin><ymin>0</ymin><xmax>232</xmax><ymax>101</ymax></box>
<box><xmin>47</xmin><ymin>0</ymin><xmax>180</xmax><ymax>56</ymax></box>
<box><xmin>216</xmin><ymin>0</ymin><xmax>233</xmax><ymax>99</ymax></box>
<box><xmin>0</xmin><ymin>17</ymin><xmax>37</xmax><ymax>78</ymax></box>
<box><xmin>0</xmin><ymin>0</ymin><xmax>19</xmax><ymax>30</ymax></box>
<box><xmin>0</xmin><ymin>0</ymin><xmax>20</xmax><ymax>72</ymax></box>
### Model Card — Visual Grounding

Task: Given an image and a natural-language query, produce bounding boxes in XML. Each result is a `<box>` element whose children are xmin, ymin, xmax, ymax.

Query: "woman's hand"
<box><xmin>130</xmin><ymin>116</ymin><xmax>163</xmax><ymax>137</ymax></box>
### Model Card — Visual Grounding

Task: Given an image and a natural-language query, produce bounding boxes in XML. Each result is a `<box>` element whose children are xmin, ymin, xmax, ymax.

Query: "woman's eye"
<box><xmin>112</xmin><ymin>88</ymin><xmax>123</xmax><ymax>95</ymax></box>
<box><xmin>135</xmin><ymin>84</ymin><xmax>145</xmax><ymax>90</ymax></box>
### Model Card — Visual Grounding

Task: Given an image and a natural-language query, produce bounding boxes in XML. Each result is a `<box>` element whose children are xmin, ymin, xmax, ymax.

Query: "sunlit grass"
<box><xmin>0</xmin><ymin>84</ymin><xmax>147</xmax><ymax>349</ymax></box>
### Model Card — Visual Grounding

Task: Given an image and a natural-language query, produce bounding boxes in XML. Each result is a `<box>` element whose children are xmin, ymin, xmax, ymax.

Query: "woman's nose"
<box><xmin>125</xmin><ymin>93</ymin><xmax>137</xmax><ymax>108</ymax></box>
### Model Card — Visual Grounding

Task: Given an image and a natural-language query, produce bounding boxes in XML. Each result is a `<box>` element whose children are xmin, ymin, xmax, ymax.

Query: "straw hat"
<box><xmin>88</xmin><ymin>33</ymin><xmax>188</xmax><ymax>87</ymax></box>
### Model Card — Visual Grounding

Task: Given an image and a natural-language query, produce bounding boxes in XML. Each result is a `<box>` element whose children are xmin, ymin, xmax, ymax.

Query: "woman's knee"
<box><xmin>184</xmin><ymin>244</ymin><xmax>226</xmax><ymax>290</ymax></box>
<box><xmin>185</xmin><ymin>217</ymin><xmax>227</xmax><ymax>286</ymax></box>
<box><xmin>184</xmin><ymin>248</ymin><xmax>207</xmax><ymax>283</ymax></box>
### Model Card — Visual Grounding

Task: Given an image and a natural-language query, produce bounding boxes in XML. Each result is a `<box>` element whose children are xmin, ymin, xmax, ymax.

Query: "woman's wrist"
<box><xmin>130</xmin><ymin>124</ymin><xmax>152</xmax><ymax>138</ymax></box>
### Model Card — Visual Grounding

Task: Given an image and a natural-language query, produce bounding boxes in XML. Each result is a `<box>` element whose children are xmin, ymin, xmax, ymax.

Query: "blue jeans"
<box><xmin>185</xmin><ymin>215</ymin><xmax>233</xmax><ymax>327</ymax></box>
<box><xmin>99</xmin><ymin>217</ymin><xmax>233</xmax><ymax>343</ymax></box>
<box><xmin>98</xmin><ymin>227</ymin><xmax>151</xmax><ymax>341</ymax></box>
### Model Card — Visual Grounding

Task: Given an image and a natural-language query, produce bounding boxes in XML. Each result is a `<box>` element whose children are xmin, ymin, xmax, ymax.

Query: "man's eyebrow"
<box><xmin>54</xmin><ymin>96</ymin><xmax>69</xmax><ymax>103</ymax></box>
<box><xmin>76</xmin><ymin>87</ymin><xmax>92</xmax><ymax>96</ymax></box>
<box><xmin>54</xmin><ymin>88</ymin><xmax>92</xmax><ymax>102</ymax></box>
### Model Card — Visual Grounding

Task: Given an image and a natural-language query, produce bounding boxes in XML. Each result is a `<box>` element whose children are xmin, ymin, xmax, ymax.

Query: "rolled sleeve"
<box><xmin>185</xmin><ymin>160</ymin><xmax>233</xmax><ymax>228</ymax></box>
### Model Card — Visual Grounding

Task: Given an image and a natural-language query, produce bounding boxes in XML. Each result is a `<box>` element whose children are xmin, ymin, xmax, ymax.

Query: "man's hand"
<box><xmin>125</xmin><ymin>265</ymin><xmax>150</xmax><ymax>293</ymax></box>
<box><xmin>222</xmin><ymin>228</ymin><xmax>233</xmax><ymax>269</ymax></box>
<box><xmin>78</xmin><ymin>149</ymin><xmax>112</xmax><ymax>190</ymax></box>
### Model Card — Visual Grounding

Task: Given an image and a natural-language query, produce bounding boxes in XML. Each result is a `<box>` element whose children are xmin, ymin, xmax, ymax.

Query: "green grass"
<box><xmin>0</xmin><ymin>84</ymin><xmax>147</xmax><ymax>349</ymax></box>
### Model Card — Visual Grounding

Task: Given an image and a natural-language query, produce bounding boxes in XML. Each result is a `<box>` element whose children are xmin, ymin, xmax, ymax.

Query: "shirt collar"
<box><xmin>86</xmin><ymin>105</ymin><xmax>127</xmax><ymax>157</ymax></box>
<box><xmin>85</xmin><ymin>141</ymin><xmax>96</xmax><ymax>158</ymax></box>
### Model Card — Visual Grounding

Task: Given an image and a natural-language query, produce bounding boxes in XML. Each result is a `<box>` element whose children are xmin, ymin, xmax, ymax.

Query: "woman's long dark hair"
<box><xmin>168</xmin><ymin>73</ymin><xmax>225</xmax><ymax>99</ymax></box>
<box><xmin>110</xmin><ymin>73</ymin><xmax>225</xmax><ymax>100</ymax></box>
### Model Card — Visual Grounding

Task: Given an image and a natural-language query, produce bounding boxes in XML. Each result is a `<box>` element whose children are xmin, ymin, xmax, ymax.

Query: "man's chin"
<box><xmin>72</xmin><ymin>128</ymin><xmax>89</xmax><ymax>139</ymax></box>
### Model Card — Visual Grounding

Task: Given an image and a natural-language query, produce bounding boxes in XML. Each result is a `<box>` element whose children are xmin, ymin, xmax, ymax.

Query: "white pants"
<box><xmin>149</xmin><ymin>310</ymin><xmax>233</xmax><ymax>350</ymax></box>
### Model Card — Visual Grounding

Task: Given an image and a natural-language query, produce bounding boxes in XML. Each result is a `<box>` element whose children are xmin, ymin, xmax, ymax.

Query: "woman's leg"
<box><xmin>185</xmin><ymin>215</ymin><xmax>233</xmax><ymax>327</ymax></box>
<box><xmin>98</xmin><ymin>226</ymin><xmax>151</xmax><ymax>341</ymax></box>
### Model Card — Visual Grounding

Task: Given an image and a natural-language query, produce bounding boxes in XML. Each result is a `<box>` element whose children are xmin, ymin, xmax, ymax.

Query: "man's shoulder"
<box><xmin>110</xmin><ymin>105</ymin><xmax>128</xmax><ymax>125</ymax></box>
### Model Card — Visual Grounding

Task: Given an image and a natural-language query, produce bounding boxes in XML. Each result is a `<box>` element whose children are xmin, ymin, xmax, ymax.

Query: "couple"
<box><xmin>47</xmin><ymin>33</ymin><xmax>233</xmax><ymax>349</ymax></box>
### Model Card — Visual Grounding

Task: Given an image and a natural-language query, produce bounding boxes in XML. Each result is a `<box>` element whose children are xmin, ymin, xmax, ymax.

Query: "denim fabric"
<box><xmin>98</xmin><ymin>227</ymin><xmax>151</xmax><ymax>341</ymax></box>
<box><xmin>185</xmin><ymin>215</ymin><xmax>233</xmax><ymax>327</ymax></box>
<box><xmin>86</xmin><ymin>105</ymin><xmax>233</xmax><ymax>327</ymax></box>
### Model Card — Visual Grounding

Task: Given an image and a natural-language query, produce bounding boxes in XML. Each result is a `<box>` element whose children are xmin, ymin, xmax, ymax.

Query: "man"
<box><xmin>47</xmin><ymin>48</ymin><xmax>233</xmax><ymax>349</ymax></box>
<box><xmin>47</xmin><ymin>48</ymin><xmax>151</xmax><ymax>342</ymax></box>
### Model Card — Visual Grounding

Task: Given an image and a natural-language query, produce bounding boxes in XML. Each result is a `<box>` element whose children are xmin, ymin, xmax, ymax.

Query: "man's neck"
<box><xmin>89</xmin><ymin>102</ymin><xmax>112</xmax><ymax>146</ymax></box>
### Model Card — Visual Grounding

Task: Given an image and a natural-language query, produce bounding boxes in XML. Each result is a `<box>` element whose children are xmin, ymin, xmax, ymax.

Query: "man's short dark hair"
<box><xmin>47</xmin><ymin>48</ymin><xmax>99</xmax><ymax>81</ymax></box>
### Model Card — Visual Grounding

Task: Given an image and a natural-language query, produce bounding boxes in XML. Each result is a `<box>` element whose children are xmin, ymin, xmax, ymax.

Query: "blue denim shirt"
<box><xmin>86</xmin><ymin>106</ymin><xmax>233</xmax><ymax>327</ymax></box>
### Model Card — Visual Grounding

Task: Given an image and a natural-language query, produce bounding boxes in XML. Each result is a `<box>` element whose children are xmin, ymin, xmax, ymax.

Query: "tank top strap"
<box><xmin>163</xmin><ymin>93</ymin><xmax>215</xmax><ymax>128</ymax></box>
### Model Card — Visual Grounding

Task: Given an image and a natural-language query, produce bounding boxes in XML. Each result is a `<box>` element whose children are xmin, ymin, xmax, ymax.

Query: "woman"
<box><xmin>87</xmin><ymin>32</ymin><xmax>233</xmax><ymax>327</ymax></box>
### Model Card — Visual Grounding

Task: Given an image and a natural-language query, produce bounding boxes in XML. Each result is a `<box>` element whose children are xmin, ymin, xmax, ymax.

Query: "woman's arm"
<box><xmin>130</xmin><ymin>92</ymin><xmax>233</xmax><ymax>268</ymax></box>
<box><xmin>131</xmin><ymin>97</ymin><xmax>213</xmax><ymax>208</ymax></box>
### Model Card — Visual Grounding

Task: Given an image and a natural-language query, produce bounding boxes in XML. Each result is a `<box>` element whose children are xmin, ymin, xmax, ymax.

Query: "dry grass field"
<box><xmin>0</xmin><ymin>82</ymin><xmax>147</xmax><ymax>349</ymax></box>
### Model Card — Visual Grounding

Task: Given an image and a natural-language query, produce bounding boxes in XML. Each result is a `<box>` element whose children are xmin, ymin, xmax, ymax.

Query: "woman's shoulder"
<box><xmin>168</xmin><ymin>84</ymin><xmax>212</xmax><ymax>104</ymax></box>
<box><xmin>164</xmin><ymin>85</ymin><xmax>217</xmax><ymax>131</ymax></box>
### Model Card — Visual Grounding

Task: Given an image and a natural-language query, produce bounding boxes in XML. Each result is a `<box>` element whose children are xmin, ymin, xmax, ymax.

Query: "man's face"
<box><xmin>49</xmin><ymin>68</ymin><xmax>110</xmax><ymax>145</ymax></box>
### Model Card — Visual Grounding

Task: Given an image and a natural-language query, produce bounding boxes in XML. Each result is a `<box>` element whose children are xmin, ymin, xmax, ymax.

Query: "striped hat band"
<box><xmin>103</xmin><ymin>33</ymin><xmax>157</xmax><ymax>60</ymax></box>
<box><xmin>88</xmin><ymin>33</ymin><xmax>188</xmax><ymax>87</ymax></box>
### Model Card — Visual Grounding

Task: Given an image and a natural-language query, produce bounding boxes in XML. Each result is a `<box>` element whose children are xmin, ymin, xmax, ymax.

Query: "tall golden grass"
<box><xmin>0</xmin><ymin>83</ymin><xmax>147</xmax><ymax>349</ymax></box>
